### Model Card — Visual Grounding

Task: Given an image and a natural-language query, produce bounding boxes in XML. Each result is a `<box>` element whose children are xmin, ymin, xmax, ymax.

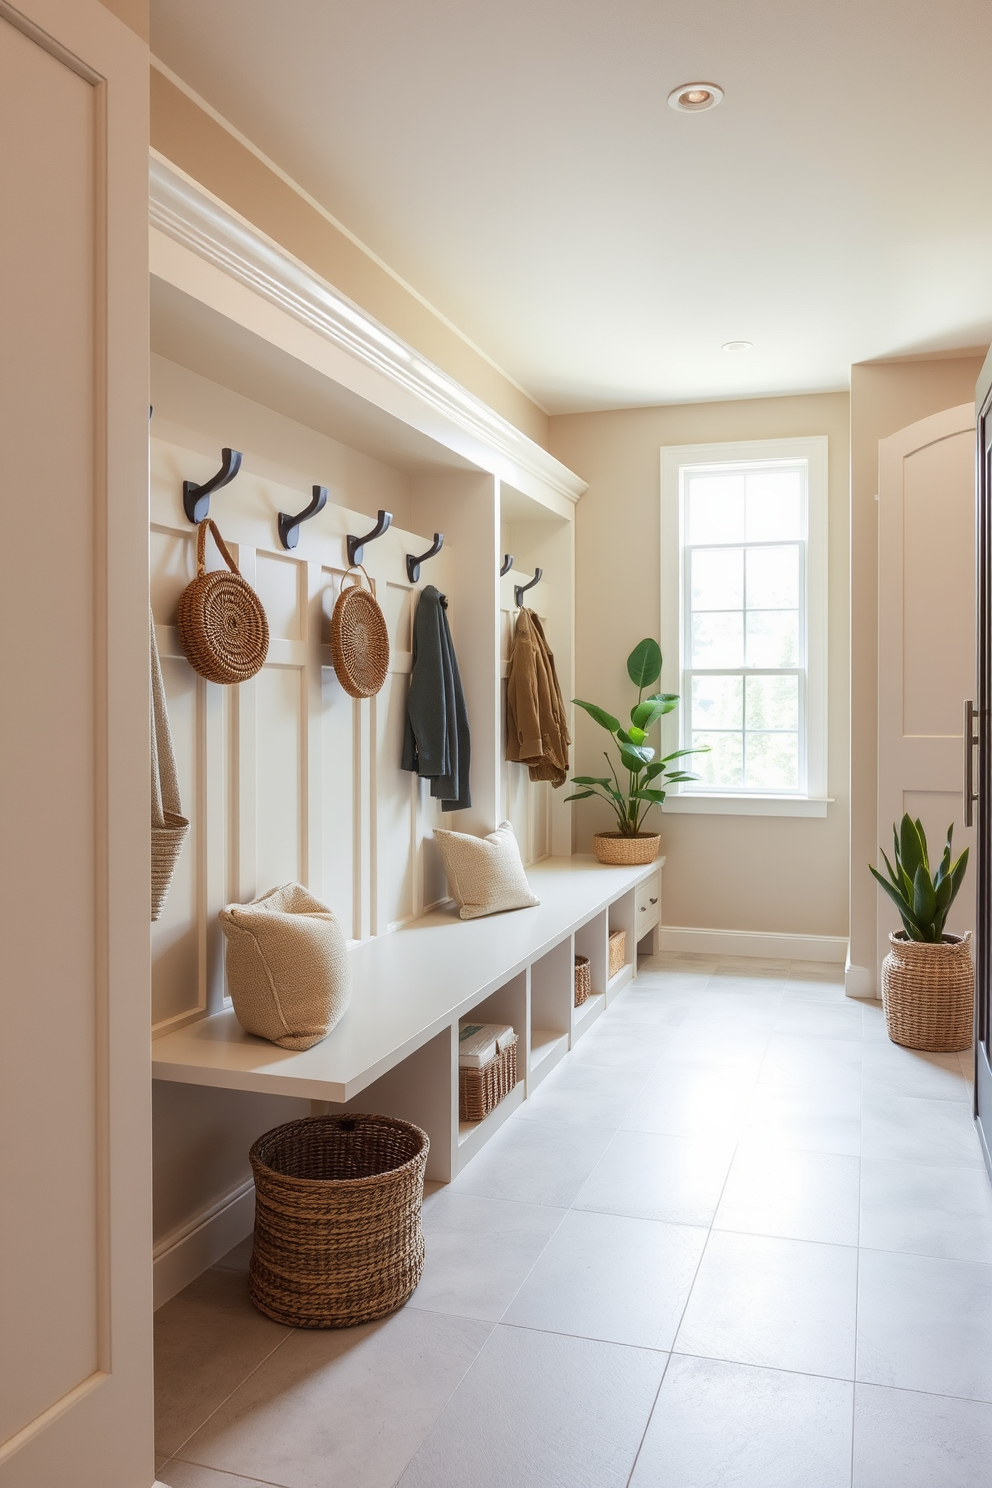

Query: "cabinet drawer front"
<box><xmin>636</xmin><ymin>872</ymin><xmax>661</xmax><ymax>932</ymax></box>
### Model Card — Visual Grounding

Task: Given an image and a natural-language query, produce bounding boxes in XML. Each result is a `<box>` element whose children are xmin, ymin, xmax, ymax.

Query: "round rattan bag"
<box><xmin>177</xmin><ymin>519</ymin><xmax>269</xmax><ymax>684</ymax></box>
<box><xmin>328</xmin><ymin>566</ymin><xmax>389</xmax><ymax>698</ymax></box>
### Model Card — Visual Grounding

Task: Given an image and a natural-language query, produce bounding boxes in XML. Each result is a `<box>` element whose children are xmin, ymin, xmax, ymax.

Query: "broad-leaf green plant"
<box><xmin>869</xmin><ymin>814</ymin><xmax>969</xmax><ymax>942</ymax></box>
<box><xmin>565</xmin><ymin>638</ymin><xmax>707</xmax><ymax>836</ymax></box>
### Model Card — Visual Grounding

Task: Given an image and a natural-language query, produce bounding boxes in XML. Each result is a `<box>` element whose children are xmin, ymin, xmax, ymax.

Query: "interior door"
<box><xmin>877</xmin><ymin>404</ymin><xmax>977</xmax><ymax>978</ymax></box>
<box><xmin>975</xmin><ymin>361</ymin><xmax>992</xmax><ymax>1179</ymax></box>
<box><xmin>0</xmin><ymin>2</ymin><xmax>153</xmax><ymax>1484</ymax></box>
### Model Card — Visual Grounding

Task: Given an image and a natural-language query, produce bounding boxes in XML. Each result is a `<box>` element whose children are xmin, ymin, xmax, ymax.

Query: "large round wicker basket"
<box><xmin>593</xmin><ymin>832</ymin><xmax>661</xmax><ymax>866</ymax></box>
<box><xmin>248</xmin><ymin>1113</ymin><xmax>429</xmax><ymax>1328</ymax></box>
<box><xmin>881</xmin><ymin>931</ymin><xmax>974</xmax><ymax>1053</ymax></box>
<box><xmin>328</xmin><ymin>567</ymin><xmax>390</xmax><ymax>698</ymax></box>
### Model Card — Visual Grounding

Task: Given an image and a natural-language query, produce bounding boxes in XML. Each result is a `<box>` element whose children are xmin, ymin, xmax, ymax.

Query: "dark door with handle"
<box><xmin>974</xmin><ymin>355</ymin><xmax>992</xmax><ymax>1179</ymax></box>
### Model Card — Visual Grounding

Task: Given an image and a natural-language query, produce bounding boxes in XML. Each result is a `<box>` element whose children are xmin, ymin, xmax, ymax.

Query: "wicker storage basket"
<box><xmin>459</xmin><ymin>1037</ymin><xmax>518</xmax><ymax>1123</ymax></box>
<box><xmin>881</xmin><ymin>931</ymin><xmax>974</xmax><ymax>1053</ymax></box>
<box><xmin>608</xmin><ymin>929</ymin><xmax>626</xmax><ymax>980</ymax></box>
<box><xmin>177</xmin><ymin>519</ymin><xmax>269</xmax><ymax>684</ymax></box>
<box><xmin>328</xmin><ymin>567</ymin><xmax>390</xmax><ymax>698</ymax></box>
<box><xmin>249</xmin><ymin>1113</ymin><xmax>428</xmax><ymax>1328</ymax></box>
<box><xmin>574</xmin><ymin>954</ymin><xmax>591</xmax><ymax>1007</ymax></box>
<box><xmin>593</xmin><ymin>832</ymin><xmax>661</xmax><ymax>866</ymax></box>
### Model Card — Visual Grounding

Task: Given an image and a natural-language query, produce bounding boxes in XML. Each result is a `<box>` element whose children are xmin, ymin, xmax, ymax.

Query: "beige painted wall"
<box><xmin>550</xmin><ymin>392</ymin><xmax>850</xmax><ymax>938</ymax></box>
<box><xmin>150</xmin><ymin>69</ymin><xmax>549</xmax><ymax>449</ymax></box>
<box><xmin>849</xmin><ymin>353</ymin><xmax>986</xmax><ymax>991</ymax></box>
<box><xmin>99</xmin><ymin>0</ymin><xmax>147</xmax><ymax>41</ymax></box>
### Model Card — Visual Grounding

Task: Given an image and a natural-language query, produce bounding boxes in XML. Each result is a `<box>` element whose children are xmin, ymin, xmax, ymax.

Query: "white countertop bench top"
<box><xmin>151</xmin><ymin>854</ymin><xmax>662</xmax><ymax>1102</ymax></box>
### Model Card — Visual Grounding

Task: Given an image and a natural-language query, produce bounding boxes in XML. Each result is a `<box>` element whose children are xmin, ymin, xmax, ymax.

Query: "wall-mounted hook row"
<box><xmin>347</xmin><ymin>510</ymin><xmax>393</xmax><ymax>567</ymax></box>
<box><xmin>279</xmin><ymin>485</ymin><xmax>328</xmax><ymax>550</ymax></box>
<box><xmin>183</xmin><ymin>447</ymin><xmax>243</xmax><ymax>524</ymax></box>
<box><xmin>407</xmin><ymin>533</ymin><xmax>443</xmax><ymax>584</ymax></box>
<box><xmin>500</xmin><ymin>554</ymin><xmax>514</xmax><ymax>576</ymax></box>
<box><xmin>515</xmin><ymin>568</ymin><xmax>543</xmax><ymax>608</ymax></box>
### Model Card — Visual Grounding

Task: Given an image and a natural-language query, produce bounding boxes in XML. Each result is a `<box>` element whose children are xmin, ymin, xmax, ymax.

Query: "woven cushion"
<box><xmin>433</xmin><ymin>821</ymin><xmax>540</xmax><ymax>920</ymax></box>
<box><xmin>219</xmin><ymin>883</ymin><xmax>351</xmax><ymax>1050</ymax></box>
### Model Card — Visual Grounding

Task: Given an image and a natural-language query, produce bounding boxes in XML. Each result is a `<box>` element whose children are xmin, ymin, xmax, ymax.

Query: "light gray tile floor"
<box><xmin>155</xmin><ymin>954</ymin><xmax>992</xmax><ymax>1488</ymax></box>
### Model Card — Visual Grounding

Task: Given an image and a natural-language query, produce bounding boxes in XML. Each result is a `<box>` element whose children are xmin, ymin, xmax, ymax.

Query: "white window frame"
<box><xmin>660</xmin><ymin>436</ymin><xmax>829</xmax><ymax>817</ymax></box>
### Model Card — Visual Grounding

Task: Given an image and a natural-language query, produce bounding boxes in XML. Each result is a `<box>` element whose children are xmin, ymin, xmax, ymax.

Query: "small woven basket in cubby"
<box><xmin>248</xmin><ymin>1113</ymin><xmax>428</xmax><ymax>1328</ymax></box>
<box><xmin>574</xmin><ymin>954</ymin><xmax>591</xmax><ymax>1007</ymax></box>
<box><xmin>608</xmin><ymin>929</ymin><xmax>626</xmax><ymax>980</ymax></box>
<box><xmin>459</xmin><ymin>1037</ymin><xmax>518</xmax><ymax>1123</ymax></box>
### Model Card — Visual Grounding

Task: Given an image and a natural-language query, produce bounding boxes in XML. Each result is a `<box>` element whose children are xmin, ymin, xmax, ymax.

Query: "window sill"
<box><xmin>663</xmin><ymin>794</ymin><xmax>832</xmax><ymax>818</ymax></box>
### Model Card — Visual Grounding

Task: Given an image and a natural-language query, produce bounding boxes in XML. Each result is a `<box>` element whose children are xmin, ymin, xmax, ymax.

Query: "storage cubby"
<box><xmin>529</xmin><ymin>937</ymin><xmax>573</xmax><ymax>1089</ymax></box>
<box><xmin>572</xmin><ymin>910</ymin><xmax>608</xmax><ymax>1041</ymax></box>
<box><xmin>607</xmin><ymin>889</ymin><xmax>637</xmax><ymax>1001</ymax></box>
<box><xmin>456</xmin><ymin>970</ymin><xmax>528</xmax><ymax>1164</ymax></box>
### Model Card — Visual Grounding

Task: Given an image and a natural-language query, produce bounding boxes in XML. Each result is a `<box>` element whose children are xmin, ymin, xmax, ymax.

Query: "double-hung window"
<box><xmin>660</xmin><ymin>437</ymin><xmax>828</xmax><ymax>816</ymax></box>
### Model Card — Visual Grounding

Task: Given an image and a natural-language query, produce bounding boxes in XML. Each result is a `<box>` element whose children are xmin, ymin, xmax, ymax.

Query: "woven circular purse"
<box><xmin>328</xmin><ymin>566</ymin><xmax>390</xmax><ymax>698</ymax></box>
<box><xmin>177</xmin><ymin>519</ymin><xmax>269</xmax><ymax>684</ymax></box>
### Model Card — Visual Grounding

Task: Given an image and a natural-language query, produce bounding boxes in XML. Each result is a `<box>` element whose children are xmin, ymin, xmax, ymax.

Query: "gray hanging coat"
<box><xmin>401</xmin><ymin>585</ymin><xmax>471</xmax><ymax>811</ymax></box>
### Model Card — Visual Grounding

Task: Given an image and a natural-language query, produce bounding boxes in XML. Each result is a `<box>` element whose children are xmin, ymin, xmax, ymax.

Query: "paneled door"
<box><xmin>877</xmin><ymin>405</ymin><xmax>977</xmax><ymax>978</ymax></box>
<box><xmin>0</xmin><ymin>3</ymin><xmax>153</xmax><ymax>1485</ymax></box>
<box><xmin>975</xmin><ymin>358</ymin><xmax>992</xmax><ymax>1180</ymax></box>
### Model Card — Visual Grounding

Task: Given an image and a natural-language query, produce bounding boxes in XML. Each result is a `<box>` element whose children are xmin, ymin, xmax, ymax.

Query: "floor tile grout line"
<box><xmin>164</xmin><ymin>1326</ymin><xmax>297</xmax><ymax>1465</ymax></box>
<box><xmin>167</xmin><ymin>1459</ymin><xmax>291</xmax><ymax>1488</ymax></box>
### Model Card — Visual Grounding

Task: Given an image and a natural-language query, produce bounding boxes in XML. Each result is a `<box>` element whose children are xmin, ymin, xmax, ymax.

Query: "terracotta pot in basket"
<box><xmin>593</xmin><ymin>832</ymin><xmax>661</xmax><ymax>866</ymax></box>
<box><xmin>880</xmin><ymin>930</ymin><xmax>974</xmax><ymax>1053</ymax></box>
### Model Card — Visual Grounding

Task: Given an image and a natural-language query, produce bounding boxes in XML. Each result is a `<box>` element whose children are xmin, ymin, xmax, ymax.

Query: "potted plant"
<box><xmin>870</xmin><ymin>814</ymin><xmax>973</xmax><ymax>1051</ymax></box>
<box><xmin>566</xmin><ymin>638</ymin><xmax>705</xmax><ymax>866</ymax></box>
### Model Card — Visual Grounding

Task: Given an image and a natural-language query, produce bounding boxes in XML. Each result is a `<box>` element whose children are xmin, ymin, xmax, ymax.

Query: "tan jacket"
<box><xmin>505</xmin><ymin>609</ymin><xmax>571</xmax><ymax>786</ymax></box>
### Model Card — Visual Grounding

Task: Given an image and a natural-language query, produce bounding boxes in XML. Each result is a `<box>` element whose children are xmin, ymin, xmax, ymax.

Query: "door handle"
<box><xmin>964</xmin><ymin>700</ymin><xmax>980</xmax><ymax>827</ymax></box>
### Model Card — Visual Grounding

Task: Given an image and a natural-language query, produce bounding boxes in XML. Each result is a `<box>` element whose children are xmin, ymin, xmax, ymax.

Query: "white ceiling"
<box><xmin>150</xmin><ymin>0</ymin><xmax>992</xmax><ymax>415</ymax></box>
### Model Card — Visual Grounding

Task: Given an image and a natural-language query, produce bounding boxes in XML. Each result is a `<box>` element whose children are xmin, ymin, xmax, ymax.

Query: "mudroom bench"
<box><xmin>152</xmin><ymin>854</ymin><xmax>663</xmax><ymax>1181</ymax></box>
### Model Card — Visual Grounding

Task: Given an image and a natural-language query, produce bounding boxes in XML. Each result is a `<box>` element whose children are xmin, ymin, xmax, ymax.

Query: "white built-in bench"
<box><xmin>152</xmin><ymin>855</ymin><xmax>664</xmax><ymax>1180</ymax></box>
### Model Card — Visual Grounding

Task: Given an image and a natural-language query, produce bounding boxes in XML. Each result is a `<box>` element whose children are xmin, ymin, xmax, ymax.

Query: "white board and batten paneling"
<box><xmin>0</xmin><ymin>2</ymin><xmax>152</xmax><ymax>1485</ymax></box>
<box><xmin>876</xmin><ymin>403</ymin><xmax>976</xmax><ymax>980</ymax></box>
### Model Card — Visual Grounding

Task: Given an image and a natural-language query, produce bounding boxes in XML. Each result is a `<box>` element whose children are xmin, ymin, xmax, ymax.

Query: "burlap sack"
<box><xmin>219</xmin><ymin>883</ymin><xmax>351</xmax><ymax>1050</ymax></box>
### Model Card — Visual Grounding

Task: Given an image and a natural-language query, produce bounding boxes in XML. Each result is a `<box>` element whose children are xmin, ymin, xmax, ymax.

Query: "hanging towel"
<box><xmin>402</xmin><ymin>585</ymin><xmax>471</xmax><ymax>811</ymax></box>
<box><xmin>151</xmin><ymin>609</ymin><xmax>190</xmax><ymax>920</ymax></box>
<box><xmin>505</xmin><ymin>607</ymin><xmax>570</xmax><ymax>787</ymax></box>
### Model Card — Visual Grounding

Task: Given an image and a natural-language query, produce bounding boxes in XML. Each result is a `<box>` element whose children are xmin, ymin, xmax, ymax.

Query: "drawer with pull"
<box><xmin>635</xmin><ymin>872</ymin><xmax>661</xmax><ymax>934</ymax></box>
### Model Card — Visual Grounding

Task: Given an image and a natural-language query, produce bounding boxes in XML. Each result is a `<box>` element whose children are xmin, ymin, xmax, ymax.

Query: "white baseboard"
<box><xmin>656</xmin><ymin>925</ymin><xmax>848</xmax><ymax>964</ymax></box>
<box><xmin>844</xmin><ymin>957</ymin><xmax>878</xmax><ymax>1001</ymax></box>
<box><xmin>153</xmin><ymin>1178</ymin><xmax>255</xmax><ymax>1310</ymax></box>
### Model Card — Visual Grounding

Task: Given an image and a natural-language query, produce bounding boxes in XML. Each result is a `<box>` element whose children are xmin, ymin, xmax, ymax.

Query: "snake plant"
<box><xmin>565</xmin><ymin>638</ymin><xmax>706</xmax><ymax>836</ymax></box>
<box><xmin>870</xmin><ymin>814</ymin><xmax>969</xmax><ymax>942</ymax></box>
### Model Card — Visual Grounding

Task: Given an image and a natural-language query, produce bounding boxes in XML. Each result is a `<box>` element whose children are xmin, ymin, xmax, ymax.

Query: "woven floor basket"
<box><xmin>593</xmin><ymin>832</ymin><xmax>661</xmax><ymax>866</ymax></box>
<box><xmin>881</xmin><ymin>931</ymin><xmax>974</xmax><ymax>1053</ymax></box>
<box><xmin>249</xmin><ymin>1113</ymin><xmax>429</xmax><ymax>1328</ymax></box>
<box><xmin>609</xmin><ymin>929</ymin><xmax>627</xmax><ymax>980</ymax></box>
<box><xmin>574</xmin><ymin>954</ymin><xmax>591</xmax><ymax>1007</ymax></box>
<box><xmin>459</xmin><ymin>1038</ymin><xmax>517</xmax><ymax>1123</ymax></box>
<box><xmin>177</xmin><ymin>519</ymin><xmax>269</xmax><ymax>684</ymax></box>
<box><xmin>329</xmin><ymin>567</ymin><xmax>390</xmax><ymax>698</ymax></box>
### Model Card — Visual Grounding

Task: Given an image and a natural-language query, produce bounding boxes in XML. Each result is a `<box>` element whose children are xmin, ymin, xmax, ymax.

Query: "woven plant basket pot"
<box><xmin>328</xmin><ymin>567</ymin><xmax>390</xmax><ymax>698</ymax></box>
<box><xmin>593</xmin><ymin>832</ymin><xmax>661</xmax><ymax>866</ymax></box>
<box><xmin>177</xmin><ymin>519</ymin><xmax>269</xmax><ymax>684</ymax></box>
<box><xmin>881</xmin><ymin>931</ymin><xmax>974</xmax><ymax>1053</ymax></box>
<box><xmin>249</xmin><ymin>1113</ymin><xmax>428</xmax><ymax>1328</ymax></box>
<box><xmin>574</xmin><ymin>954</ymin><xmax>591</xmax><ymax>1007</ymax></box>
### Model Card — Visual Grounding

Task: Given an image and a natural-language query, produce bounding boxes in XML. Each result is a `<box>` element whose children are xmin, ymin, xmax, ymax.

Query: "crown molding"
<box><xmin>149</xmin><ymin>152</ymin><xmax>585</xmax><ymax>506</ymax></box>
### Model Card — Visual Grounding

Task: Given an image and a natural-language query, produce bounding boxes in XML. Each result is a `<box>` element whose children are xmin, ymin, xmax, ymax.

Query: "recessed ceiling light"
<box><xmin>722</xmin><ymin>340</ymin><xmax>753</xmax><ymax>352</ymax></box>
<box><xmin>668</xmin><ymin>82</ymin><xmax>724</xmax><ymax>112</ymax></box>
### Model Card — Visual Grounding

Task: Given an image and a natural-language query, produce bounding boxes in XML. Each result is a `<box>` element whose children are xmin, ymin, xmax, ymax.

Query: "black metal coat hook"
<box><xmin>183</xmin><ymin>448</ymin><xmax>243</xmax><ymax>524</ymax></box>
<box><xmin>500</xmin><ymin>554</ymin><xmax>514</xmax><ymax>576</ymax></box>
<box><xmin>515</xmin><ymin>567</ymin><xmax>543</xmax><ymax>608</ymax></box>
<box><xmin>407</xmin><ymin>533</ymin><xmax>443</xmax><ymax>584</ymax></box>
<box><xmin>279</xmin><ymin>485</ymin><xmax>328</xmax><ymax>550</ymax></box>
<box><xmin>347</xmin><ymin>510</ymin><xmax>392</xmax><ymax>567</ymax></box>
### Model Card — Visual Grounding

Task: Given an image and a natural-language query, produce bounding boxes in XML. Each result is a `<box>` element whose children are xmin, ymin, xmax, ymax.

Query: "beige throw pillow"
<box><xmin>433</xmin><ymin>821</ymin><xmax>540</xmax><ymax>920</ymax></box>
<box><xmin>219</xmin><ymin>883</ymin><xmax>351</xmax><ymax>1050</ymax></box>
